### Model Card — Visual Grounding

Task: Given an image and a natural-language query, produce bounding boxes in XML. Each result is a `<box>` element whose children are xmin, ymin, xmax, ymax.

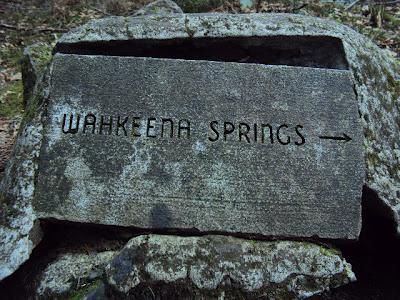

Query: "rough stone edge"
<box><xmin>0</xmin><ymin>55</ymin><xmax>51</xmax><ymax>281</ymax></box>
<box><xmin>36</xmin><ymin>251</ymin><xmax>116</xmax><ymax>298</ymax></box>
<box><xmin>21</xmin><ymin>42</ymin><xmax>53</xmax><ymax>107</ymax></box>
<box><xmin>104</xmin><ymin>234</ymin><xmax>356</xmax><ymax>299</ymax></box>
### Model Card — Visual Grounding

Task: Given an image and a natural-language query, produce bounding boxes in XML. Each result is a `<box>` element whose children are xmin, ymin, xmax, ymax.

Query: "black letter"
<box><xmin>239</xmin><ymin>123</ymin><xmax>251</xmax><ymax>143</ymax></box>
<box><xmin>178</xmin><ymin>119</ymin><xmax>190</xmax><ymax>138</ymax></box>
<box><xmin>254</xmin><ymin>123</ymin><xmax>258</xmax><ymax>143</ymax></box>
<box><xmin>132</xmin><ymin>117</ymin><xmax>141</xmax><ymax>137</ymax></box>
<box><xmin>62</xmin><ymin>114</ymin><xmax>80</xmax><ymax>134</ymax></box>
<box><xmin>277</xmin><ymin>124</ymin><xmax>290</xmax><ymax>145</ymax></box>
<box><xmin>295</xmin><ymin>125</ymin><xmax>305</xmax><ymax>145</ymax></box>
<box><xmin>99</xmin><ymin>115</ymin><xmax>113</xmax><ymax>135</ymax></box>
<box><xmin>82</xmin><ymin>113</ymin><xmax>96</xmax><ymax>134</ymax></box>
<box><xmin>161</xmin><ymin>118</ymin><xmax>173</xmax><ymax>138</ymax></box>
<box><xmin>261</xmin><ymin>124</ymin><xmax>273</xmax><ymax>144</ymax></box>
<box><xmin>116</xmin><ymin>116</ymin><xmax>128</xmax><ymax>136</ymax></box>
<box><xmin>223</xmin><ymin>122</ymin><xmax>235</xmax><ymax>141</ymax></box>
<box><xmin>208</xmin><ymin>121</ymin><xmax>219</xmax><ymax>142</ymax></box>
<box><xmin>147</xmin><ymin>118</ymin><xmax>156</xmax><ymax>138</ymax></box>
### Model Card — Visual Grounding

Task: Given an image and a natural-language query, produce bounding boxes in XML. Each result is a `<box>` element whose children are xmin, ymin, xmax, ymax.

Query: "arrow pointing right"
<box><xmin>319</xmin><ymin>133</ymin><xmax>352</xmax><ymax>143</ymax></box>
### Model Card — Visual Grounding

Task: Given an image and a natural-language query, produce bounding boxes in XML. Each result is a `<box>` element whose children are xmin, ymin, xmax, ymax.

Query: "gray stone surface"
<box><xmin>34</xmin><ymin>53</ymin><xmax>363</xmax><ymax>239</ymax></box>
<box><xmin>0</xmin><ymin>65</ymin><xmax>51</xmax><ymax>280</ymax></box>
<box><xmin>105</xmin><ymin>234</ymin><xmax>355</xmax><ymax>299</ymax></box>
<box><xmin>55</xmin><ymin>13</ymin><xmax>400</xmax><ymax>233</ymax></box>
<box><xmin>33</xmin><ymin>235</ymin><xmax>354</xmax><ymax>299</ymax></box>
<box><xmin>0</xmin><ymin>120</ymin><xmax>42</xmax><ymax>281</ymax></box>
<box><xmin>37</xmin><ymin>251</ymin><xmax>116</xmax><ymax>298</ymax></box>
<box><xmin>133</xmin><ymin>0</ymin><xmax>183</xmax><ymax>16</ymax></box>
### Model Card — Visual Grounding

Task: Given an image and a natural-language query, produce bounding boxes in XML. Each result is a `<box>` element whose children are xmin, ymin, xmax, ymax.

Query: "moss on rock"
<box><xmin>21</xmin><ymin>42</ymin><xmax>52</xmax><ymax>107</ymax></box>
<box><xmin>67</xmin><ymin>280</ymin><xmax>102</xmax><ymax>300</ymax></box>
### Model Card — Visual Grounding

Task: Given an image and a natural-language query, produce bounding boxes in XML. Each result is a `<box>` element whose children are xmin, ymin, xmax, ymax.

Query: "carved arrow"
<box><xmin>319</xmin><ymin>133</ymin><xmax>352</xmax><ymax>143</ymax></box>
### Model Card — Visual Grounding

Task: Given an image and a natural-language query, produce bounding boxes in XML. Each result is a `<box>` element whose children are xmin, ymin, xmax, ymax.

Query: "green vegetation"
<box><xmin>319</xmin><ymin>245</ymin><xmax>340</xmax><ymax>257</ymax></box>
<box><xmin>67</xmin><ymin>280</ymin><xmax>102</xmax><ymax>300</ymax></box>
<box><xmin>0</xmin><ymin>81</ymin><xmax>24</xmax><ymax>118</ymax></box>
<box><xmin>28</xmin><ymin>43</ymin><xmax>53</xmax><ymax>72</ymax></box>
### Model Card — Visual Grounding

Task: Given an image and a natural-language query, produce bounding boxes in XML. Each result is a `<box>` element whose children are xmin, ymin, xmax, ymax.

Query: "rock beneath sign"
<box><xmin>33</xmin><ymin>235</ymin><xmax>355</xmax><ymax>299</ymax></box>
<box><xmin>133</xmin><ymin>0</ymin><xmax>183</xmax><ymax>16</ymax></box>
<box><xmin>36</xmin><ymin>251</ymin><xmax>116</xmax><ymax>298</ymax></box>
<box><xmin>104</xmin><ymin>235</ymin><xmax>355</xmax><ymax>299</ymax></box>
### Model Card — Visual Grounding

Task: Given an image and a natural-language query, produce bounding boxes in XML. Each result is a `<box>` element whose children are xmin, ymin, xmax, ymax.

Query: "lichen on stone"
<box><xmin>105</xmin><ymin>234</ymin><xmax>355</xmax><ymax>299</ymax></box>
<box><xmin>0</xmin><ymin>43</ymin><xmax>52</xmax><ymax>281</ymax></box>
<box><xmin>36</xmin><ymin>251</ymin><xmax>116</xmax><ymax>298</ymax></box>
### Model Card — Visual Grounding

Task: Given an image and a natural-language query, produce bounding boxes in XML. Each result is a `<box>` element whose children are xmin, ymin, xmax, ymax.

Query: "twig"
<box><xmin>293</xmin><ymin>3</ymin><xmax>308</xmax><ymax>12</ymax></box>
<box><xmin>345</xmin><ymin>0</ymin><xmax>361</xmax><ymax>10</ymax></box>
<box><xmin>0</xmin><ymin>23</ymin><xmax>19</xmax><ymax>30</ymax></box>
<box><xmin>34</xmin><ymin>27</ymin><xmax>68</xmax><ymax>33</ymax></box>
<box><xmin>89</xmin><ymin>5</ymin><xmax>111</xmax><ymax>16</ymax></box>
<box><xmin>256</xmin><ymin>0</ymin><xmax>262</xmax><ymax>12</ymax></box>
<box><xmin>0</xmin><ymin>23</ymin><xmax>67</xmax><ymax>33</ymax></box>
<box><xmin>374</xmin><ymin>0</ymin><xmax>400</xmax><ymax>4</ymax></box>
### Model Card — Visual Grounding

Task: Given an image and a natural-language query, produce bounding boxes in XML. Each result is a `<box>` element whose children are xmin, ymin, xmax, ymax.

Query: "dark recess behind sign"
<box><xmin>55</xmin><ymin>36</ymin><xmax>349</xmax><ymax>70</ymax></box>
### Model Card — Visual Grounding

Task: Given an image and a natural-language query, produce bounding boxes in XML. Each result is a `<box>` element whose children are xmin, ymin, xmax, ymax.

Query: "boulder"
<box><xmin>36</xmin><ymin>251</ymin><xmax>116</xmax><ymax>298</ymax></box>
<box><xmin>56</xmin><ymin>13</ymin><xmax>400</xmax><ymax>232</ymax></box>
<box><xmin>33</xmin><ymin>235</ymin><xmax>355</xmax><ymax>299</ymax></box>
<box><xmin>105</xmin><ymin>235</ymin><xmax>355</xmax><ymax>299</ymax></box>
<box><xmin>0</xmin><ymin>8</ymin><xmax>400</xmax><ymax>288</ymax></box>
<box><xmin>0</xmin><ymin>115</ymin><xmax>43</xmax><ymax>281</ymax></box>
<box><xmin>0</xmin><ymin>52</ymin><xmax>51</xmax><ymax>280</ymax></box>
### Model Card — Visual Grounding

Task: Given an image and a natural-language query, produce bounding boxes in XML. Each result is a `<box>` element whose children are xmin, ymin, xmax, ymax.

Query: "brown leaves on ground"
<box><xmin>0</xmin><ymin>117</ymin><xmax>20</xmax><ymax>174</ymax></box>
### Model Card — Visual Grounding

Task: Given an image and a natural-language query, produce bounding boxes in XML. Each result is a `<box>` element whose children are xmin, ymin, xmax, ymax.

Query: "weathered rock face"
<box><xmin>36</xmin><ymin>251</ymin><xmax>116</xmax><ymax>298</ymax></box>
<box><xmin>0</xmin><ymin>119</ymin><xmax>43</xmax><ymax>281</ymax></box>
<box><xmin>0</xmin><ymin>60</ymin><xmax>50</xmax><ymax>280</ymax></box>
<box><xmin>55</xmin><ymin>13</ymin><xmax>400</xmax><ymax>231</ymax></box>
<box><xmin>21</xmin><ymin>42</ymin><xmax>52</xmax><ymax>107</ymax></box>
<box><xmin>32</xmin><ymin>235</ymin><xmax>354</xmax><ymax>299</ymax></box>
<box><xmin>105</xmin><ymin>235</ymin><xmax>355</xmax><ymax>299</ymax></box>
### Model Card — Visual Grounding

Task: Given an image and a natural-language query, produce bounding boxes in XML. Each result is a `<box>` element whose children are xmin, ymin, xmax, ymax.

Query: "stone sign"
<box><xmin>34</xmin><ymin>52</ymin><xmax>364</xmax><ymax>239</ymax></box>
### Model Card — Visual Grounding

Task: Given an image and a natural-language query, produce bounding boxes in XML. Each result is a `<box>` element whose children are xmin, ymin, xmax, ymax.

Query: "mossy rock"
<box><xmin>21</xmin><ymin>42</ymin><xmax>53</xmax><ymax>107</ymax></box>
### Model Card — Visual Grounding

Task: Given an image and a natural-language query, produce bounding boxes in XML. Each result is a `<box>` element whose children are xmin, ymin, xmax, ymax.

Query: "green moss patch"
<box><xmin>28</xmin><ymin>43</ymin><xmax>53</xmax><ymax>72</ymax></box>
<box><xmin>67</xmin><ymin>280</ymin><xmax>102</xmax><ymax>300</ymax></box>
<box><xmin>319</xmin><ymin>246</ymin><xmax>340</xmax><ymax>257</ymax></box>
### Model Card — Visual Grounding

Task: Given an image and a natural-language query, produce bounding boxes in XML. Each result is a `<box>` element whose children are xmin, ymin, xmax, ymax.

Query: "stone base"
<box><xmin>36</xmin><ymin>234</ymin><xmax>355</xmax><ymax>299</ymax></box>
